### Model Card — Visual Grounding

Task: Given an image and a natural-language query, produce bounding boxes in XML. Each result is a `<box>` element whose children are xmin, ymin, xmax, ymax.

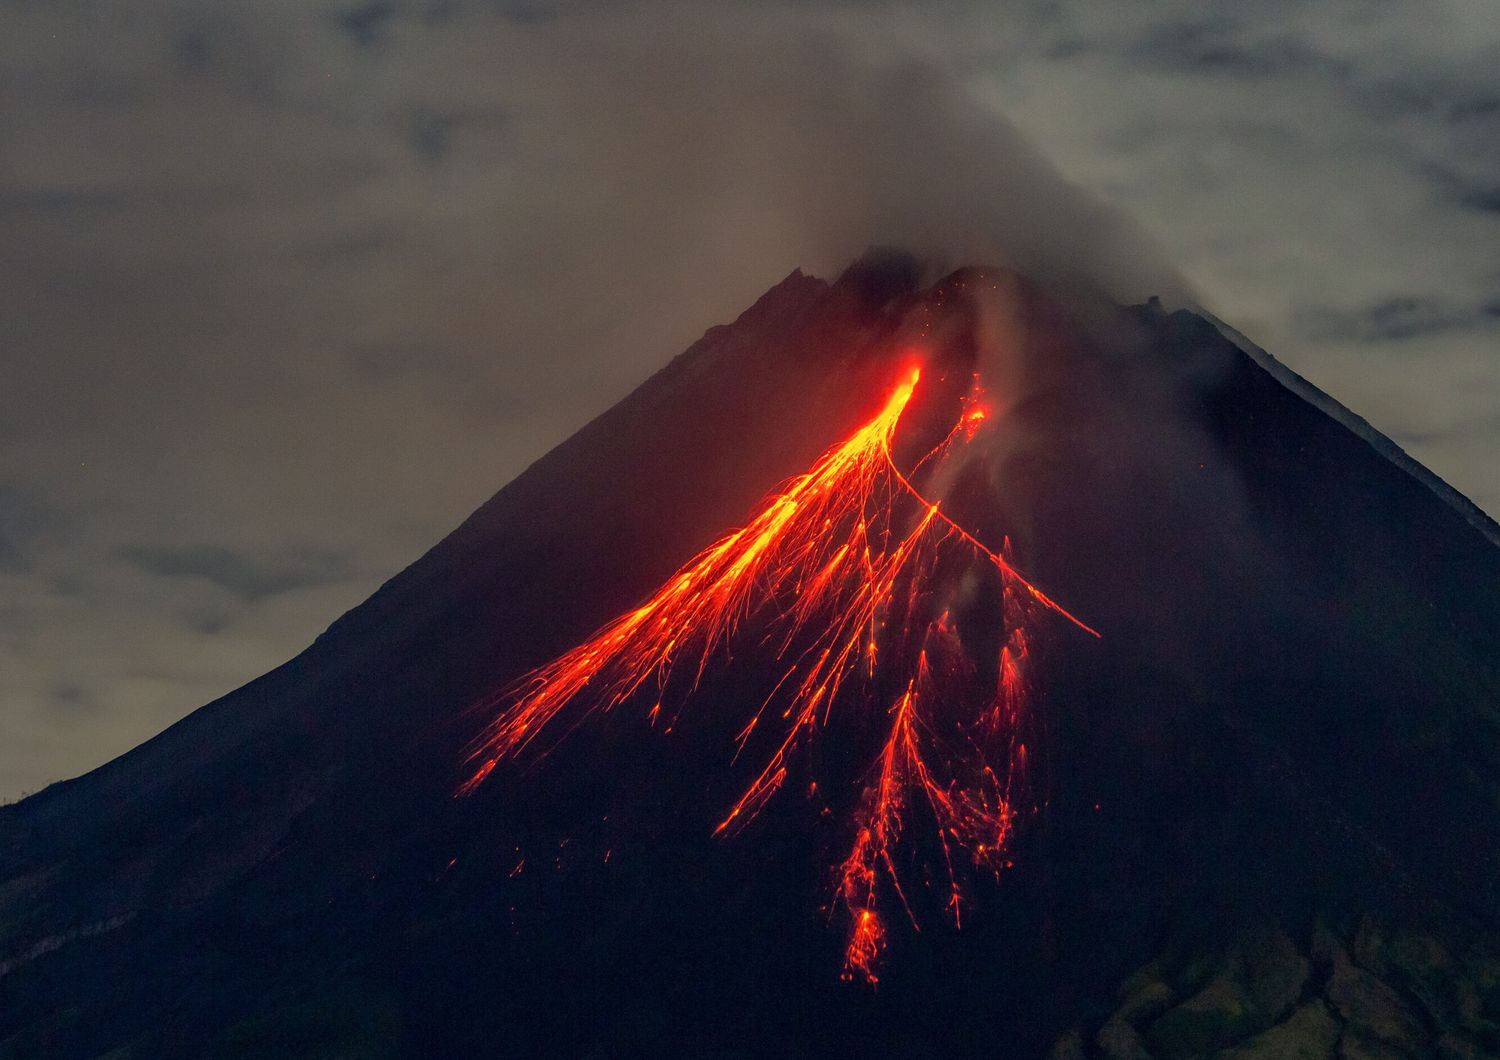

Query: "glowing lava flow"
<box><xmin>461</xmin><ymin>363</ymin><xmax>1096</xmax><ymax>982</ymax></box>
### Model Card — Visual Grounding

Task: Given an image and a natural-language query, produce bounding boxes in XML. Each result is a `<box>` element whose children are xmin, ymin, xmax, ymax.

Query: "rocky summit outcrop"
<box><xmin>1052</xmin><ymin>920</ymin><xmax>1500</xmax><ymax>1060</ymax></box>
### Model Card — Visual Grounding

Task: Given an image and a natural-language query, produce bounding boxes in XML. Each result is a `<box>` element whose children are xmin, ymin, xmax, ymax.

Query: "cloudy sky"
<box><xmin>2</xmin><ymin>0</ymin><xmax>1498</xmax><ymax>800</ymax></box>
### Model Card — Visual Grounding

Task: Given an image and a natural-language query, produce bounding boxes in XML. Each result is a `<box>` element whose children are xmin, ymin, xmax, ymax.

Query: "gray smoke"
<box><xmin>489</xmin><ymin>5</ymin><xmax>1192</xmax><ymax>310</ymax></box>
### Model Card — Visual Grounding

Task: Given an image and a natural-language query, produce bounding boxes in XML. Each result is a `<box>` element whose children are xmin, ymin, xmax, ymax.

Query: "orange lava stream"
<box><xmin>462</xmin><ymin>363</ymin><xmax>1095</xmax><ymax>982</ymax></box>
<box><xmin>834</xmin><ymin>580</ymin><xmax>1039</xmax><ymax>983</ymax></box>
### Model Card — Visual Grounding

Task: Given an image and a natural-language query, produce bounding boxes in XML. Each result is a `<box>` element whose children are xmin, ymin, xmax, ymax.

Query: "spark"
<box><xmin>461</xmin><ymin>361</ymin><xmax>1096</xmax><ymax>982</ymax></box>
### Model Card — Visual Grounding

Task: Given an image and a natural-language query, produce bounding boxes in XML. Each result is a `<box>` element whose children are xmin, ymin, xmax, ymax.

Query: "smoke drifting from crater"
<box><xmin>491</xmin><ymin>4</ymin><xmax>1192</xmax><ymax>313</ymax></box>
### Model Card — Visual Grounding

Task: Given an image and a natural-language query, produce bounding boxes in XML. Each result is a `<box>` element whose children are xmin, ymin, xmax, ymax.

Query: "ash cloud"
<box><xmin>476</xmin><ymin>5</ymin><xmax>1191</xmax><ymax>310</ymax></box>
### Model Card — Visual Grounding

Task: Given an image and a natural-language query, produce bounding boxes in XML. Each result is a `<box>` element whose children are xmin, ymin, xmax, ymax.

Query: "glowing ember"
<box><xmin>461</xmin><ymin>360</ymin><xmax>1096</xmax><ymax>982</ymax></box>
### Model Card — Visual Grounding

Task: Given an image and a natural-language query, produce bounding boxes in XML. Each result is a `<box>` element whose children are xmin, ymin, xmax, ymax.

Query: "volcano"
<box><xmin>3</xmin><ymin>252</ymin><xmax>1499</xmax><ymax>1059</ymax></box>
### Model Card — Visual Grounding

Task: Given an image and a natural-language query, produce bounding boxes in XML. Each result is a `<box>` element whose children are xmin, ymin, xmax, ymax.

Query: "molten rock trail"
<box><xmin>461</xmin><ymin>362</ymin><xmax>1096</xmax><ymax>982</ymax></box>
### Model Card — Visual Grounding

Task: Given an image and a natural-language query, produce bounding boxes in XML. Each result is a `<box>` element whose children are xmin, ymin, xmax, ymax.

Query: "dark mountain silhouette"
<box><xmin>3</xmin><ymin>252</ymin><xmax>1498</xmax><ymax>1059</ymax></box>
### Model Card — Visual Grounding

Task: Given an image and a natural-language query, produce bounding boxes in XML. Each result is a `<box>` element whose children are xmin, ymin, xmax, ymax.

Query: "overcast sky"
<box><xmin>3</xmin><ymin>0</ymin><xmax>1498</xmax><ymax>800</ymax></box>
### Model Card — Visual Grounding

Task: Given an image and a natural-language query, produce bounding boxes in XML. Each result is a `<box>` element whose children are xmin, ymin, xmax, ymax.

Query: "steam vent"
<box><xmin>4</xmin><ymin>252</ymin><xmax>1499</xmax><ymax>1058</ymax></box>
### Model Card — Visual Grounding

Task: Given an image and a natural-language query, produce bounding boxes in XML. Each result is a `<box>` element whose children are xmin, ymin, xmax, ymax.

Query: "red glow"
<box><xmin>462</xmin><ymin>362</ymin><xmax>1096</xmax><ymax>982</ymax></box>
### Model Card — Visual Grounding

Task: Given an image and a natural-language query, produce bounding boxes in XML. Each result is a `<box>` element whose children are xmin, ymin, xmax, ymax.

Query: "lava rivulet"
<box><xmin>461</xmin><ymin>361</ymin><xmax>1096</xmax><ymax>982</ymax></box>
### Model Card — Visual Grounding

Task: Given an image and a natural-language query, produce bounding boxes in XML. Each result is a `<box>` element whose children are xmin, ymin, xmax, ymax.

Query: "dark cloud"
<box><xmin>116</xmin><ymin>545</ymin><xmax>354</xmax><ymax>602</ymax></box>
<box><xmin>405</xmin><ymin>104</ymin><xmax>508</xmax><ymax>163</ymax></box>
<box><xmin>171</xmin><ymin>27</ymin><xmax>214</xmax><ymax>75</ymax></box>
<box><xmin>1458</xmin><ymin>186</ymin><xmax>1500</xmax><ymax>214</ymax></box>
<box><xmin>1363</xmin><ymin>81</ymin><xmax>1500</xmax><ymax>126</ymax></box>
<box><xmin>1295</xmin><ymin>296</ymin><xmax>1500</xmax><ymax>344</ymax></box>
<box><xmin>1132</xmin><ymin>19</ymin><xmax>1350</xmax><ymax>81</ymax></box>
<box><xmin>410</xmin><ymin>108</ymin><xmax>451</xmax><ymax>161</ymax></box>
<box><xmin>51</xmin><ymin>683</ymin><xmax>98</xmax><ymax>715</ymax></box>
<box><xmin>0</xmin><ymin>484</ymin><xmax>74</xmax><ymax>575</ymax></box>
<box><xmin>1447</xmin><ymin>95</ymin><xmax>1500</xmax><ymax>122</ymax></box>
<box><xmin>183</xmin><ymin>608</ymin><xmax>233</xmax><ymax>637</ymax></box>
<box><xmin>337</xmin><ymin>1</ymin><xmax>399</xmax><ymax>46</ymax></box>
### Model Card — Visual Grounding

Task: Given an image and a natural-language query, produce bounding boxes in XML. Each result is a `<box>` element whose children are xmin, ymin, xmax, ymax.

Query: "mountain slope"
<box><xmin>2</xmin><ymin>255</ymin><xmax>1497</xmax><ymax>1059</ymax></box>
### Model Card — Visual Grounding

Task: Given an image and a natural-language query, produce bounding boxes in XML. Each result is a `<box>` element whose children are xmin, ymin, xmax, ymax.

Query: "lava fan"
<box><xmin>8</xmin><ymin>259</ymin><xmax>1500</xmax><ymax>1058</ymax></box>
<box><xmin>460</xmin><ymin>358</ymin><xmax>1097</xmax><ymax>982</ymax></box>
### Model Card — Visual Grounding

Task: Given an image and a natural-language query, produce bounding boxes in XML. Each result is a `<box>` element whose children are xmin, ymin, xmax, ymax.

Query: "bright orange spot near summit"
<box><xmin>461</xmin><ymin>361</ymin><xmax>1096</xmax><ymax>983</ymax></box>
